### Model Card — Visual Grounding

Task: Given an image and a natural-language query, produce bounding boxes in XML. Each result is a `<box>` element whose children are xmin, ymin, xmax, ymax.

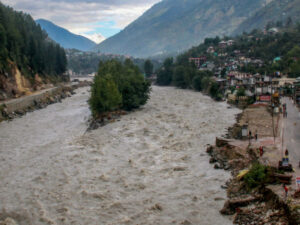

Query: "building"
<box><xmin>189</xmin><ymin>57</ymin><xmax>206</xmax><ymax>68</ymax></box>
<box><xmin>272</xmin><ymin>77</ymin><xmax>296</xmax><ymax>89</ymax></box>
<box><xmin>227</xmin><ymin>40</ymin><xmax>235</xmax><ymax>46</ymax></box>
<box><xmin>207</xmin><ymin>46</ymin><xmax>215</xmax><ymax>53</ymax></box>
<box><xmin>219</xmin><ymin>41</ymin><xmax>227</xmax><ymax>49</ymax></box>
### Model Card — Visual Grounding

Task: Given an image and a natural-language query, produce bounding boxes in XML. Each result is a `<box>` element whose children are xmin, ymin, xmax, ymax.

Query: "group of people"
<box><xmin>248</xmin><ymin>130</ymin><xmax>258</xmax><ymax>142</ymax></box>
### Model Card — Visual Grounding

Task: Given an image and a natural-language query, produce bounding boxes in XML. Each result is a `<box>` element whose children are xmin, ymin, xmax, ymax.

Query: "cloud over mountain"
<box><xmin>2</xmin><ymin>0</ymin><xmax>161</xmax><ymax>37</ymax></box>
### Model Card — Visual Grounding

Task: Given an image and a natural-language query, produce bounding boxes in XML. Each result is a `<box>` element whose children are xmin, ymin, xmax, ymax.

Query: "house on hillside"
<box><xmin>254</xmin><ymin>74</ymin><xmax>274</xmax><ymax>96</ymax></box>
<box><xmin>199</xmin><ymin>61</ymin><xmax>215</xmax><ymax>71</ymax></box>
<box><xmin>207</xmin><ymin>46</ymin><xmax>215</xmax><ymax>53</ymax></box>
<box><xmin>227</xmin><ymin>40</ymin><xmax>235</xmax><ymax>46</ymax></box>
<box><xmin>268</xmin><ymin>27</ymin><xmax>279</xmax><ymax>35</ymax></box>
<box><xmin>189</xmin><ymin>57</ymin><xmax>207</xmax><ymax>68</ymax></box>
<box><xmin>219</xmin><ymin>41</ymin><xmax>227</xmax><ymax>49</ymax></box>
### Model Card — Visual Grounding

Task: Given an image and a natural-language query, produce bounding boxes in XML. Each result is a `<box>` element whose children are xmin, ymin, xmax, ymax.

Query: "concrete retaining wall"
<box><xmin>2</xmin><ymin>87</ymin><xmax>61</xmax><ymax>113</ymax></box>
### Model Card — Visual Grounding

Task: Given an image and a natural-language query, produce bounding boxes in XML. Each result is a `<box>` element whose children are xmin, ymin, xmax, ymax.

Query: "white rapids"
<box><xmin>0</xmin><ymin>86</ymin><xmax>240</xmax><ymax>225</ymax></box>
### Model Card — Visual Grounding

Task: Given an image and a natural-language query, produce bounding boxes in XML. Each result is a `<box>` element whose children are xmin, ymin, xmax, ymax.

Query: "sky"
<box><xmin>2</xmin><ymin>0</ymin><xmax>161</xmax><ymax>43</ymax></box>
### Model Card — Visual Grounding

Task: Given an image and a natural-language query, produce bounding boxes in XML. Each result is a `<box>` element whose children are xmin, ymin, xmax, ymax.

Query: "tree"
<box><xmin>0</xmin><ymin>2</ymin><xmax>67</xmax><ymax>80</ymax></box>
<box><xmin>192</xmin><ymin>75</ymin><xmax>202</xmax><ymax>91</ymax></box>
<box><xmin>173</xmin><ymin>66</ymin><xmax>188</xmax><ymax>88</ymax></box>
<box><xmin>201</xmin><ymin>76</ymin><xmax>211</xmax><ymax>92</ymax></box>
<box><xmin>221</xmin><ymin>68</ymin><xmax>227</xmax><ymax>77</ymax></box>
<box><xmin>144</xmin><ymin>59</ymin><xmax>153</xmax><ymax>77</ymax></box>
<box><xmin>89</xmin><ymin>59</ymin><xmax>151</xmax><ymax>115</ymax></box>
<box><xmin>237</xmin><ymin>87</ymin><xmax>246</xmax><ymax>97</ymax></box>
<box><xmin>156</xmin><ymin>57</ymin><xmax>174</xmax><ymax>85</ymax></box>
<box><xmin>89</xmin><ymin>75</ymin><xmax>122</xmax><ymax>116</ymax></box>
<box><xmin>209</xmin><ymin>81</ymin><xmax>221</xmax><ymax>99</ymax></box>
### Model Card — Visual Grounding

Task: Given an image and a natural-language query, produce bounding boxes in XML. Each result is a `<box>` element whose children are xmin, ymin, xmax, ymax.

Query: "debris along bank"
<box><xmin>207</xmin><ymin>103</ymin><xmax>300</xmax><ymax>224</ymax></box>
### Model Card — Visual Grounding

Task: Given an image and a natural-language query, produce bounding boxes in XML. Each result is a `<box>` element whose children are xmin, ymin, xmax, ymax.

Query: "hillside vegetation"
<box><xmin>66</xmin><ymin>49</ymin><xmax>160</xmax><ymax>76</ymax></box>
<box><xmin>0</xmin><ymin>3</ymin><xmax>67</xmax><ymax>99</ymax></box>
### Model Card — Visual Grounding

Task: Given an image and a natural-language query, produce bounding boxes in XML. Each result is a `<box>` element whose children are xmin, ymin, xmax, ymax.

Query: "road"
<box><xmin>282</xmin><ymin>97</ymin><xmax>300</xmax><ymax>170</ymax></box>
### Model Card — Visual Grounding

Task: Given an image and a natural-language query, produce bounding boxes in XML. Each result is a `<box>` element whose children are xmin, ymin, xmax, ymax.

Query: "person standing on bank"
<box><xmin>283</xmin><ymin>184</ymin><xmax>288</xmax><ymax>199</ymax></box>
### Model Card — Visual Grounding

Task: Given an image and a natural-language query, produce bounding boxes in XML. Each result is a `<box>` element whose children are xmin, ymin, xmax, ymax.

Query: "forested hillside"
<box><xmin>0</xmin><ymin>3</ymin><xmax>67</xmax><ymax>100</ymax></box>
<box><xmin>66</xmin><ymin>49</ymin><xmax>161</xmax><ymax>76</ymax></box>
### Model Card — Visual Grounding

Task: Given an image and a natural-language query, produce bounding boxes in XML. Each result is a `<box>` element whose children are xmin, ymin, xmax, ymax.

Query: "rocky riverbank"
<box><xmin>0</xmin><ymin>81</ymin><xmax>91</xmax><ymax>122</ymax></box>
<box><xmin>207</xmin><ymin>105</ymin><xmax>300</xmax><ymax>224</ymax></box>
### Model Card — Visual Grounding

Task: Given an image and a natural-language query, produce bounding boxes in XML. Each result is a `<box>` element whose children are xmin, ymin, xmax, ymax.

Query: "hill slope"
<box><xmin>36</xmin><ymin>19</ymin><xmax>96</xmax><ymax>51</ymax></box>
<box><xmin>234</xmin><ymin>0</ymin><xmax>300</xmax><ymax>34</ymax></box>
<box><xmin>0</xmin><ymin>4</ymin><xmax>67</xmax><ymax>100</ymax></box>
<box><xmin>95</xmin><ymin>0</ymin><xmax>268</xmax><ymax>58</ymax></box>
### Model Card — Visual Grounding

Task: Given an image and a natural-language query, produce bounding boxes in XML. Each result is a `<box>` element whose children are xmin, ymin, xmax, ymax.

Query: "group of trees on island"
<box><xmin>89</xmin><ymin>59</ymin><xmax>151</xmax><ymax>117</ymax></box>
<box><xmin>0</xmin><ymin>3</ymin><xmax>67</xmax><ymax>81</ymax></box>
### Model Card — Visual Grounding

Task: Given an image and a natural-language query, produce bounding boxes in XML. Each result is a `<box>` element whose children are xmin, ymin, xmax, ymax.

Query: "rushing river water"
<box><xmin>0</xmin><ymin>86</ymin><xmax>240</xmax><ymax>225</ymax></box>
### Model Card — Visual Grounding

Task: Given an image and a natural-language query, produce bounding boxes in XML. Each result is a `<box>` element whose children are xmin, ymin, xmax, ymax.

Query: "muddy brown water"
<box><xmin>0</xmin><ymin>86</ymin><xmax>240</xmax><ymax>225</ymax></box>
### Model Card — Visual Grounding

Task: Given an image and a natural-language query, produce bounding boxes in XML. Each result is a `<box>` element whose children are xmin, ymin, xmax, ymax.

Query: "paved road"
<box><xmin>282</xmin><ymin>97</ymin><xmax>300</xmax><ymax>170</ymax></box>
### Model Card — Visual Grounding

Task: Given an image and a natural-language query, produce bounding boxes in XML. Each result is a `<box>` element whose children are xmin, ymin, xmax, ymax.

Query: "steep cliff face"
<box><xmin>0</xmin><ymin>62</ymin><xmax>51</xmax><ymax>101</ymax></box>
<box><xmin>95</xmin><ymin>0</ymin><xmax>268</xmax><ymax>57</ymax></box>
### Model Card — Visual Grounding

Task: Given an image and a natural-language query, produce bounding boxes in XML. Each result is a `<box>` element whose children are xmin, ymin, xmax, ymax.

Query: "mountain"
<box><xmin>233</xmin><ymin>0</ymin><xmax>300</xmax><ymax>34</ymax></box>
<box><xmin>95</xmin><ymin>0</ymin><xmax>269</xmax><ymax>58</ymax></box>
<box><xmin>36</xmin><ymin>19</ymin><xmax>96</xmax><ymax>51</ymax></box>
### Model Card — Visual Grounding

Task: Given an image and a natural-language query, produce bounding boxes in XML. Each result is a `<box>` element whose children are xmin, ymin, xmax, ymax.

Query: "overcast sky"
<box><xmin>2</xmin><ymin>0</ymin><xmax>161</xmax><ymax>43</ymax></box>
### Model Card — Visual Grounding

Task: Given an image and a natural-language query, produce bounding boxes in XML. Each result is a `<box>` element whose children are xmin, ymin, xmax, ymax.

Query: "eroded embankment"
<box><xmin>0</xmin><ymin>86</ymin><xmax>240</xmax><ymax>225</ymax></box>
<box><xmin>207</xmin><ymin>113</ymin><xmax>300</xmax><ymax>224</ymax></box>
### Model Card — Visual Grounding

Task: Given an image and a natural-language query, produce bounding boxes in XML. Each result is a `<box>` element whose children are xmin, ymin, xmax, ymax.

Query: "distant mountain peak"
<box><xmin>94</xmin><ymin>0</ymin><xmax>299</xmax><ymax>58</ymax></box>
<box><xmin>36</xmin><ymin>19</ymin><xmax>96</xmax><ymax>51</ymax></box>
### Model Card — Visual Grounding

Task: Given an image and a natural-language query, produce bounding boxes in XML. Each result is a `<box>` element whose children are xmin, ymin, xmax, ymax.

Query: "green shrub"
<box><xmin>244</xmin><ymin>163</ymin><xmax>267</xmax><ymax>189</ymax></box>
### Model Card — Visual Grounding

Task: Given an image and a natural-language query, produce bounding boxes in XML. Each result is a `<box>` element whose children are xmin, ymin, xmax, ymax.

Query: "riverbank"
<box><xmin>0</xmin><ymin>80</ymin><xmax>91</xmax><ymax>122</ymax></box>
<box><xmin>207</xmin><ymin>103</ymin><xmax>300</xmax><ymax>224</ymax></box>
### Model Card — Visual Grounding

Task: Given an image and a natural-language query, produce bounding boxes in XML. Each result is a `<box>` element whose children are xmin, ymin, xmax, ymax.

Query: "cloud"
<box><xmin>2</xmin><ymin>0</ymin><xmax>161</xmax><ymax>39</ymax></box>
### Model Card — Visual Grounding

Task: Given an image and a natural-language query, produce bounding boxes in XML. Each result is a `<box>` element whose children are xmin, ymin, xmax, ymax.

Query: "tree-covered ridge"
<box><xmin>0</xmin><ymin>3</ymin><xmax>67</xmax><ymax>79</ymax></box>
<box><xmin>66</xmin><ymin>49</ymin><xmax>161</xmax><ymax>76</ymax></box>
<box><xmin>89</xmin><ymin>59</ymin><xmax>151</xmax><ymax>117</ymax></box>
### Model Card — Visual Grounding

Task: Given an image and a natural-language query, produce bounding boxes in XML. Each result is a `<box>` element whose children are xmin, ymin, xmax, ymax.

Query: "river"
<box><xmin>0</xmin><ymin>86</ymin><xmax>240</xmax><ymax>225</ymax></box>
